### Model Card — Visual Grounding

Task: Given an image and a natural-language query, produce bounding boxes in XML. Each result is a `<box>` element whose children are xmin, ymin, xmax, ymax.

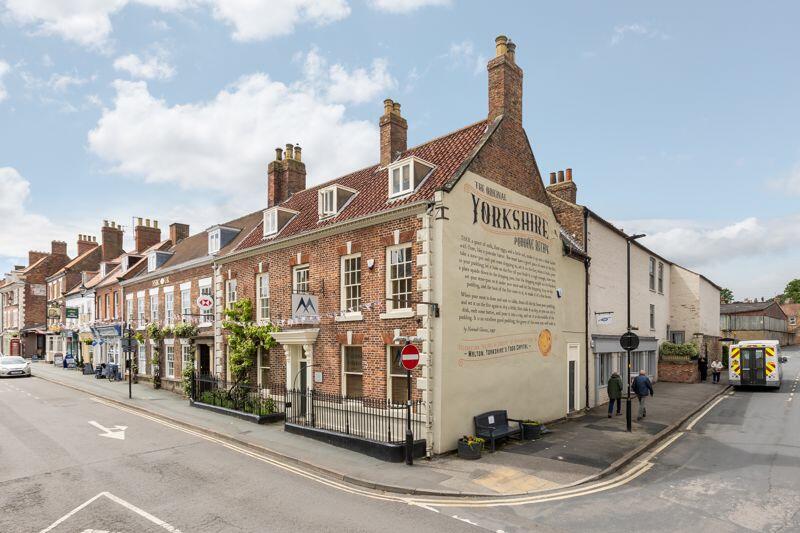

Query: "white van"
<box><xmin>729</xmin><ymin>340</ymin><xmax>787</xmax><ymax>389</ymax></box>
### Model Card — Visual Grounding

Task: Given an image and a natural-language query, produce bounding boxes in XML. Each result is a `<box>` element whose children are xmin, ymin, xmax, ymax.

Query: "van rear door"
<box><xmin>740</xmin><ymin>347</ymin><xmax>766</xmax><ymax>386</ymax></box>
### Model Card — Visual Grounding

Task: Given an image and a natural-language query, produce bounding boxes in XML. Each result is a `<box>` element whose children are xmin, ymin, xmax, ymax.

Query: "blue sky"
<box><xmin>0</xmin><ymin>0</ymin><xmax>798</xmax><ymax>299</ymax></box>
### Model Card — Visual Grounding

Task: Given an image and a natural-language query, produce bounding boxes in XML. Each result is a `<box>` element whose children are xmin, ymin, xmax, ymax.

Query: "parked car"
<box><xmin>0</xmin><ymin>356</ymin><xmax>32</xmax><ymax>378</ymax></box>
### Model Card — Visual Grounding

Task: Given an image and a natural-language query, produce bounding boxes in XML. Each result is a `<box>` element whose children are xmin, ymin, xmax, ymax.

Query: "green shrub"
<box><xmin>659</xmin><ymin>342</ymin><xmax>699</xmax><ymax>359</ymax></box>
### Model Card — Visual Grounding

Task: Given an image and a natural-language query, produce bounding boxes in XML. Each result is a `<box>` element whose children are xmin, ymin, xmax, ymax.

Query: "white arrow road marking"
<box><xmin>88</xmin><ymin>421</ymin><xmax>127</xmax><ymax>440</ymax></box>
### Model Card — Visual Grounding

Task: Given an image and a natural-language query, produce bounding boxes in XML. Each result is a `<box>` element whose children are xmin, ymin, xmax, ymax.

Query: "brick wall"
<box><xmin>223</xmin><ymin>215</ymin><xmax>423</xmax><ymax>400</ymax></box>
<box><xmin>657</xmin><ymin>361</ymin><xmax>699</xmax><ymax>383</ymax></box>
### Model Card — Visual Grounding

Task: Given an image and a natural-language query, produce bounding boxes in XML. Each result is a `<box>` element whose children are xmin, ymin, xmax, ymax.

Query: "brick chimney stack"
<box><xmin>51</xmin><ymin>240</ymin><xmax>67</xmax><ymax>256</ymax></box>
<box><xmin>267</xmin><ymin>143</ymin><xmax>307</xmax><ymax>207</ymax></box>
<box><xmin>546</xmin><ymin>167</ymin><xmax>578</xmax><ymax>204</ymax></box>
<box><xmin>28</xmin><ymin>250</ymin><xmax>48</xmax><ymax>266</ymax></box>
<box><xmin>77</xmin><ymin>234</ymin><xmax>98</xmax><ymax>256</ymax></box>
<box><xmin>488</xmin><ymin>35</ymin><xmax>523</xmax><ymax>124</ymax></box>
<box><xmin>169</xmin><ymin>222</ymin><xmax>190</xmax><ymax>245</ymax></box>
<box><xmin>134</xmin><ymin>217</ymin><xmax>162</xmax><ymax>252</ymax></box>
<box><xmin>101</xmin><ymin>220</ymin><xmax>124</xmax><ymax>261</ymax></box>
<box><xmin>379</xmin><ymin>98</ymin><xmax>408</xmax><ymax>167</ymax></box>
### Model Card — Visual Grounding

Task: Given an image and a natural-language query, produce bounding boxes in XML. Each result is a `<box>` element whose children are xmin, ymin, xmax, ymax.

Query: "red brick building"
<box><xmin>216</xmin><ymin>36</ymin><xmax>588</xmax><ymax>455</ymax></box>
<box><xmin>119</xmin><ymin>215</ymin><xmax>261</xmax><ymax>393</ymax></box>
<box><xmin>0</xmin><ymin>241</ymin><xmax>71</xmax><ymax>358</ymax></box>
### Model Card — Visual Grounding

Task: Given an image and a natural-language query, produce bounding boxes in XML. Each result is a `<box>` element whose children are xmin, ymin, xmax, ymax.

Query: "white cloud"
<box><xmin>367</xmin><ymin>0</ymin><xmax>451</xmax><ymax>13</ymax></box>
<box><xmin>150</xmin><ymin>18</ymin><xmax>171</xmax><ymax>30</ymax></box>
<box><xmin>615</xmin><ymin>215</ymin><xmax>800</xmax><ymax>297</ymax></box>
<box><xmin>611</xmin><ymin>23</ymin><xmax>670</xmax><ymax>46</ymax></box>
<box><xmin>443</xmin><ymin>41</ymin><xmax>485</xmax><ymax>75</ymax></box>
<box><xmin>208</xmin><ymin>0</ymin><xmax>350</xmax><ymax>41</ymax></box>
<box><xmin>769</xmin><ymin>164</ymin><xmax>800</xmax><ymax>195</ymax></box>
<box><xmin>300</xmin><ymin>48</ymin><xmax>395</xmax><ymax>104</ymax></box>
<box><xmin>0</xmin><ymin>60</ymin><xmax>10</xmax><ymax>102</ymax></box>
<box><xmin>0</xmin><ymin>167</ymin><xmax>63</xmax><ymax>259</ymax></box>
<box><xmin>87</xmin><ymin>71</ymin><xmax>380</xmax><ymax>204</ymax></box>
<box><xmin>48</xmin><ymin>72</ymin><xmax>89</xmax><ymax>91</ymax></box>
<box><xmin>2</xmin><ymin>0</ymin><xmax>351</xmax><ymax>48</ymax></box>
<box><xmin>113</xmin><ymin>53</ymin><xmax>175</xmax><ymax>80</ymax></box>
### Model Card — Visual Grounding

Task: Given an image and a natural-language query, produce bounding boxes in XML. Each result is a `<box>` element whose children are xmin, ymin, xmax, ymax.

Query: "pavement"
<box><xmin>430</xmin><ymin>346</ymin><xmax>800</xmax><ymax>532</ymax></box>
<box><xmin>28</xmin><ymin>362</ymin><xmax>730</xmax><ymax>497</ymax></box>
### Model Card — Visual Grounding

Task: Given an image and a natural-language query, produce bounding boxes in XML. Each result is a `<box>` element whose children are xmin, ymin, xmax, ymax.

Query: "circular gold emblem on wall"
<box><xmin>538</xmin><ymin>329</ymin><xmax>552</xmax><ymax>356</ymax></box>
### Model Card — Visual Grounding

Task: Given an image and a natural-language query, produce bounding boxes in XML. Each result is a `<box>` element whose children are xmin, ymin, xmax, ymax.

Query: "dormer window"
<box><xmin>318</xmin><ymin>185</ymin><xmax>357</xmax><ymax>219</ymax></box>
<box><xmin>147</xmin><ymin>254</ymin><xmax>157</xmax><ymax>272</ymax></box>
<box><xmin>208</xmin><ymin>229</ymin><xmax>221</xmax><ymax>254</ymax></box>
<box><xmin>263</xmin><ymin>206</ymin><xmax>299</xmax><ymax>238</ymax></box>
<box><xmin>147</xmin><ymin>251</ymin><xmax>173</xmax><ymax>272</ymax></box>
<box><xmin>388</xmin><ymin>156</ymin><xmax>434</xmax><ymax>199</ymax></box>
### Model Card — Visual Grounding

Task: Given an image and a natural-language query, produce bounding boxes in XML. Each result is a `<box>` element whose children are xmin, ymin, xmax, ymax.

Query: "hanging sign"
<box><xmin>291</xmin><ymin>294</ymin><xmax>319</xmax><ymax>322</ymax></box>
<box><xmin>196</xmin><ymin>295</ymin><xmax>214</xmax><ymax>311</ymax></box>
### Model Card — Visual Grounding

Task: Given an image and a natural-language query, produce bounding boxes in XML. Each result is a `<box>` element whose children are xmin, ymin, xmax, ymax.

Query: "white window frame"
<box><xmin>389</xmin><ymin>161</ymin><xmax>413</xmax><ymax>198</ymax></box>
<box><xmin>150</xmin><ymin>294</ymin><xmax>159</xmax><ymax>323</ymax></box>
<box><xmin>387</xmin><ymin>345</ymin><xmax>410</xmax><ymax>404</ymax></box>
<box><xmin>790</xmin><ymin>316</ymin><xmax>797</xmax><ymax>326</ymax></box>
<box><xmin>293</xmin><ymin>264</ymin><xmax>309</xmax><ymax>294</ymax></box>
<box><xmin>340</xmin><ymin>253</ymin><xmax>362</xmax><ymax>316</ymax></box>
<box><xmin>208</xmin><ymin>229</ymin><xmax>221</xmax><ymax>254</ymax></box>
<box><xmin>263</xmin><ymin>209</ymin><xmax>278</xmax><ymax>236</ymax></box>
<box><xmin>137</xmin><ymin>297</ymin><xmax>145</xmax><ymax>326</ymax></box>
<box><xmin>384</xmin><ymin>243</ymin><xmax>413</xmax><ymax>314</ymax></box>
<box><xmin>319</xmin><ymin>187</ymin><xmax>336</xmax><ymax>218</ymax></box>
<box><xmin>649</xmin><ymin>257</ymin><xmax>656</xmax><ymax>291</ymax></box>
<box><xmin>165</xmin><ymin>345</ymin><xmax>175</xmax><ymax>378</ymax></box>
<box><xmin>199</xmin><ymin>281</ymin><xmax>213</xmax><ymax>323</ymax></box>
<box><xmin>180</xmin><ymin>285</ymin><xmax>191</xmax><ymax>320</ymax></box>
<box><xmin>226</xmin><ymin>279</ymin><xmax>238</xmax><ymax>310</ymax></box>
<box><xmin>147</xmin><ymin>254</ymin><xmax>157</xmax><ymax>272</ymax></box>
<box><xmin>181</xmin><ymin>343</ymin><xmax>192</xmax><ymax>374</ymax></box>
<box><xmin>342</xmin><ymin>345</ymin><xmax>363</xmax><ymax>398</ymax></box>
<box><xmin>256</xmin><ymin>273</ymin><xmax>270</xmax><ymax>322</ymax></box>
<box><xmin>650</xmin><ymin>304</ymin><xmax>655</xmax><ymax>330</ymax></box>
<box><xmin>138</xmin><ymin>344</ymin><xmax>147</xmax><ymax>375</ymax></box>
<box><xmin>257</xmin><ymin>347</ymin><xmax>270</xmax><ymax>388</ymax></box>
<box><xmin>126</xmin><ymin>298</ymin><xmax>133</xmax><ymax>323</ymax></box>
<box><xmin>164</xmin><ymin>291</ymin><xmax>174</xmax><ymax>325</ymax></box>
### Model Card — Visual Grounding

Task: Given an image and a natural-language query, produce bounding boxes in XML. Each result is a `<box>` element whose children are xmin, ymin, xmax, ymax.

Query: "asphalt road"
<box><xmin>2</xmin><ymin>349</ymin><xmax>798</xmax><ymax>533</ymax></box>
<box><xmin>427</xmin><ymin>346</ymin><xmax>800</xmax><ymax>532</ymax></box>
<box><xmin>0</xmin><ymin>376</ymin><xmax>471</xmax><ymax>533</ymax></box>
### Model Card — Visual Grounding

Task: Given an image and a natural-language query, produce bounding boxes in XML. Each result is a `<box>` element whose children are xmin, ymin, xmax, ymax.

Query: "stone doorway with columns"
<box><xmin>271</xmin><ymin>329</ymin><xmax>319</xmax><ymax>393</ymax></box>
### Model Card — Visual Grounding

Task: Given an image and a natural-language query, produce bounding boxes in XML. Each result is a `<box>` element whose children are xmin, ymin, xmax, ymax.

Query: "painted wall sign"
<box><xmin>595</xmin><ymin>312</ymin><xmax>614</xmax><ymax>326</ymax></box>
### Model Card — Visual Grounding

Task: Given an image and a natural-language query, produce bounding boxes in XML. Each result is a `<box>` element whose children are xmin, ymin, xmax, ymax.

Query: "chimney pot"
<box><xmin>144</xmin><ymin>218</ymin><xmax>150</xmax><ymax>227</ymax></box>
<box><xmin>275</xmin><ymin>147</ymin><xmax>283</xmax><ymax>161</ymax></box>
<box><xmin>103</xmin><ymin>220</ymin><xmax>108</xmax><ymax>227</ymax></box>
<box><xmin>495</xmin><ymin>35</ymin><xmax>509</xmax><ymax>57</ymax></box>
<box><xmin>285</xmin><ymin>143</ymin><xmax>294</xmax><ymax>160</ymax></box>
<box><xmin>153</xmin><ymin>220</ymin><xmax>158</xmax><ymax>229</ymax></box>
<box><xmin>137</xmin><ymin>217</ymin><xmax>143</xmax><ymax>226</ymax></box>
<box><xmin>294</xmin><ymin>145</ymin><xmax>302</xmax><ymax>162</ymax></box>
<box><xmin>506</xmin><ymin>40</ymin><xmax>516</xmax><ymax>62</ymax></box>
<box><xmin>383</xmin><ymin>98</ymin><xmax>394</xmax><ymax>115</ymax></box>
<box><xmin>566</xmin><ymin>168</ymin><xmax>573</xmax><ymax>181</ymax></box>
<box><xmin>549</xmin><ymin>172</ymin><xmax>557</xmax><ymax>185</ymax></box>
<box><xmin>557</xmin><ymin>170</ymin><xmax>565</xmax><ymax>183</ymax></box>
<box><xmin>392</xmin><ymin>102</ymin><xmax>401</xmax><ymax>116</ymax></box>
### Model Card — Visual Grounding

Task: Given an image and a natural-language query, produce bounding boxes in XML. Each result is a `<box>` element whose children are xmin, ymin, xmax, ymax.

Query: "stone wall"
<box><xmin>657</xmin><ymin>361</ymin><xmax>699</xmax><ymax>383</ymax></box>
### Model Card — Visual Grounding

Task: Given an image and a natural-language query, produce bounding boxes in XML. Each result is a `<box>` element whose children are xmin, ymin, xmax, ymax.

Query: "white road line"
<box><xmin>686</xmin><ymin>395</ymin><xmax>728</xmax><ymax>431</ymax></box>
<box><xmin>40</xmin><ymin>492</ymin><xmax>181</xmax><ymax>533</ymax></box>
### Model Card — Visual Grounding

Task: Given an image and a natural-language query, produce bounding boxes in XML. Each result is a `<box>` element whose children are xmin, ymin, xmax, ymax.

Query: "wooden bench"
<box><xmin>474</xmin><ymin>410</ymin><xmax>523</xmax><ymax>452</ymax></box>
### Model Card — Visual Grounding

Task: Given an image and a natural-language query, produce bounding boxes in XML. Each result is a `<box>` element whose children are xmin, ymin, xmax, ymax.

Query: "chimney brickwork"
<box><xmin>546</xmin><ymin>167</ymin><xmax>578</xmax><ymax>204</ymax></box>
<box><xmin>488</xmin><ymin>35</ymin><xmax>523</xmax><ymax>125</ymax></box>
<box><xmin>267</xmin><ymin>144</ymin><xmax>307</xmax><ymax>207</ymax></box>
<box><xmin>77</xmin><ymin>234</ymin><xmax>98</xmax><ymax>256</ymax></box>
<box><xmin>169</xmin><ymin>223</ymin><xmax>190</xmax><ymax>245</ymax></box>
<box><xmin>50</xmin><ymin>240</ymin><xmax>67</xmax><ymax>256</ymax></box>
<box><xmin>28</xmin><ymin>251</ymin><xmax>48</xmax><ymax>266</ymax></box>
<box><xmin>134</xmin><ymin>218</ymin><xmax>162</xmax><ymax>252</ymax></box>
<box><xmin>379</xmin><ymin>98</ymin><xmax>408</xmax><ymax>167</ymax></box>
<box><xmin>101</xmin><ymin>221</ymin><xmax>124</xmax><ymax>261</ymax></box>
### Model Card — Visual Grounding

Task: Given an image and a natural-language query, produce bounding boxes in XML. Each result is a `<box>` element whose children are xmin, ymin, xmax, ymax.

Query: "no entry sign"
<box><xmin>400</xmin><ymin>344</ymin><xmax>420</xmax><ymax>371</ymax></box>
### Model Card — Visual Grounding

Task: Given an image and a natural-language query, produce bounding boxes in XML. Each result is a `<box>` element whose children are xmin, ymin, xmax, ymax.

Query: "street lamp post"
<box><xmin>626</xmin><ymin>233</ymin><xmax>646</xmax><ymax>433</ymax></box>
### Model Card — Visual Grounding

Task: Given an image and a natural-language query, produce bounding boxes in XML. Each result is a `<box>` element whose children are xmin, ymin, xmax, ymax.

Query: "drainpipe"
<box><xmin>583</xmin><ymin>207</ymin><xmax>590</xmax><ymax>410</ymax></box>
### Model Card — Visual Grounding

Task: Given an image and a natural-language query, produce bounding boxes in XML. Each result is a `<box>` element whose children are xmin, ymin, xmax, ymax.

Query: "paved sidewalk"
<box><xmin>31</xmin><ymin>362</ymin><xmax>728</xmax><ymax>497</ymax></box>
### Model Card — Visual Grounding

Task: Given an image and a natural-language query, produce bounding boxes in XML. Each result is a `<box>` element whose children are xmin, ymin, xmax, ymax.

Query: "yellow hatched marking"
<box><xmin>766</xmin><ymin>362</ymin><xmax>777</xmax><ymax>375</ymax></box>
<box><xmin>766</xmin><ymin>347</ymin><xmax>775</xmax><ymax>357</ymax></box>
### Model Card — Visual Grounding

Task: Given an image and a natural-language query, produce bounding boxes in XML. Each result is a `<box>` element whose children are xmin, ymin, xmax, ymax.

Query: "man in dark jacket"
<box><xmin>607</xmin><ymin>372</ymin><xmax>623</xmax><ymax>418</ymax></box>
<box><xmin>631</xmin><ymin>370</ymin><xmax>654</xmax><ymax>421</ymax></box>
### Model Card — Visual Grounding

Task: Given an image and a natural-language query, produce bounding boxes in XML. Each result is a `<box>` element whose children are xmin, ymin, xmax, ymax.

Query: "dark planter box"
<box><xmin>522</xmin><ymin>424</ymin><xmax>542</xmax><ymax>440</ymax></box>
<box><xmin>190</xmin><ymin>399</ymin><xmax>285</xmax><ymax>424</ymax></box>
<box><xmin>457</xmin><ymin>440</ymin><xmax>483</xmax><ymax>460</ymax></box>
<box><xmin>285</xmin><ymin>423</ymin><xmax>426</xmax><ymax>462</ymax></box>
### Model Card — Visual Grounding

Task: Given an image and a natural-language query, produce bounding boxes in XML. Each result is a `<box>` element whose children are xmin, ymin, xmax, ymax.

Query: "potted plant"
<box><xmin>521</xmin><ymin>420</ymin><xmax>542</xmax><ymax>440</ymax></box>
<box><xmin>457</xmin><ymin>436</ymin><xmax>485</xmax><ymax>460</ymax></box>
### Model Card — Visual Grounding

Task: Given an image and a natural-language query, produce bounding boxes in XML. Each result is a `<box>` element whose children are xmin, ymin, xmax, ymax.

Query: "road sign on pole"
<box><xmin>400</xmin><ymin>344</ymin><xmax>420</xmax><ymax>371</ymax></box>
<box><xmin>620</xmin><ymin>331</ymin><xmax>640</xmax><ymax>352</ymax></box>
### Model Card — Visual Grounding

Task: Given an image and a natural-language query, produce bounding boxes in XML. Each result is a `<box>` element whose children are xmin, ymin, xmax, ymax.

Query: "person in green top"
<box><xmin>607</xmin><ymin>371</ymin><xmax>623</xmax><ymax>418</ymax></box>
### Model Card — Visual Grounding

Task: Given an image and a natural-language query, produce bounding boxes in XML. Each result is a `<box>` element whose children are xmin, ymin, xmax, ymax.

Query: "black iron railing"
<box><xmin>192</xmin><ymin>374</ymin><xmax>287</xmax><ymax>416</ymax></box>
<box><xmin>285</xmin><ymin>388</ymin><xmax>424</xmax><ymax>444</ymax></box>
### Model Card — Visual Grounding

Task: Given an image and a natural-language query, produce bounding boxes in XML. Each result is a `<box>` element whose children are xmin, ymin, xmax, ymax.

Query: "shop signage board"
<box><xmin>65</xmin><ymin>307</ymin><xmax>79</xmax><ymax>319</ymax></box>
<box><xmin>291</xmin><ymin>294</ymin><xmax>320</xmax><ymax>322</ymax></box>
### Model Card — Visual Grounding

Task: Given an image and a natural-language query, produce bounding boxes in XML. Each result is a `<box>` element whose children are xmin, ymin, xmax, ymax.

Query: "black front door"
<box><xmin>299</xmin><ymin>361</ymin><xmax>308</xmax><ymax>416</ymax></box>
<box><xmin>741</xmin><ymin>348</ymin><xmax>766</xmax><ymax>385</ymax></box>
<box><xmin>568</xmin><ymin>360</ymin><xmax>576</xmax><ymax>412</ymax></box>
<box><xmin>198</xmin><ymin>344</ymin><xmax>211</xmax><ymax>376</ymax></box>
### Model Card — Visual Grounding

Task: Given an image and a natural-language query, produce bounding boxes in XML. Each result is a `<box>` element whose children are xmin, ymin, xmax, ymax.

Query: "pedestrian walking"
<box><xmin>631</xmin><ymin>370</ymin><xmax>654</xmax><ymax>421</ymax></box>
<box><xmin>710</xmin><ymin>359</ymin><xmax>723</xmax><ymax>383</ymax></box>
<box><xmin>607</xmin><ymin>371</ymin><xmax>623</xmax><ymax>418</ymax></box>
<box><xmin>698</xmin><ymin>354</ymin><xmax>708</xmax><ymax>382</ymax></box>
